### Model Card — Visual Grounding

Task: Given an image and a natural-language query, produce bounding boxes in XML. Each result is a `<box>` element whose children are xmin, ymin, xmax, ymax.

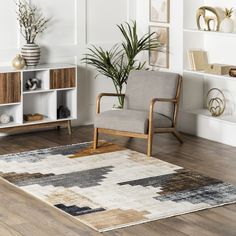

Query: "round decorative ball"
<box><xmin>207</xmin><ymin>88</ymin><xmax>226</xmax><ymax>117</ymax></box>
<box><xmin>12</xmin><ymin>54</ymin><xmax>26</xmax><ymax>70</ymax></box>
<box><xmin>0</xmin><ymin>114</ymin><xmax>11</xmax><ymax>124</ymax></box>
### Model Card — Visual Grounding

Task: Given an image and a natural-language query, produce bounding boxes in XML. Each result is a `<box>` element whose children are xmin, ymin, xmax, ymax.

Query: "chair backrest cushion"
<box><xmin>124</xmin><ymin>70</ymin><xmax>180</xmax><ymax>118</ymax></box>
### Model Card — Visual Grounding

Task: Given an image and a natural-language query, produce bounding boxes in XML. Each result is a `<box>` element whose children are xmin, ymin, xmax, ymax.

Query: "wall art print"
<box><xmin>150</xmin><ymin>0</ymin><xmax>170</xmax><ymax>23</ymax></box>
<box><xmin>149</xmin><ymin>26</ymin><xmax>169</xmax><ymax>68</ymax></box>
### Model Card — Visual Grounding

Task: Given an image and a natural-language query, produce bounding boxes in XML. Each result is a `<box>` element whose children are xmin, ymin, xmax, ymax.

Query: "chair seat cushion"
<box><xmin>94</xmin><ymin>109</ymin><xmax>173</xmax><ymax>134</ymax></box>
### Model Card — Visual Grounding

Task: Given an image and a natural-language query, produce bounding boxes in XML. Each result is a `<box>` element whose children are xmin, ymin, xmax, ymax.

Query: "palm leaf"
<box><xmin>82</xmin><ymin>20</ymin><xmax>163</xmax><ymax>107</ymax></box>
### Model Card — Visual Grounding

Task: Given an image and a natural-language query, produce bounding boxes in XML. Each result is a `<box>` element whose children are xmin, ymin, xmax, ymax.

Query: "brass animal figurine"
<box><xmin>196</xmin><ymin>6</ymin><xmax>220</xmax><ymax>31</ymax></box>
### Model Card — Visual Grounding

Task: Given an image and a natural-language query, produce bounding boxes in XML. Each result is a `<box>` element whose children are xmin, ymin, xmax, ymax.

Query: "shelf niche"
<box><xmin>57</xmin><ymin>90</ymin><xmax>77</xmax><ymax>120</ymax></box>
<box><xmin>23</xmin><ymin>92</ymin><xmax>57</xmax><ymax>124</ymax></box>
<box><xmin>23</xmin><ymin>70</ymin><xmax>50</xmax><ymax>92</ymax></box>
<box><xmin>0</xmin><ymin>104</ymin><xmax>22</xmax><ymax>128</ymax></box>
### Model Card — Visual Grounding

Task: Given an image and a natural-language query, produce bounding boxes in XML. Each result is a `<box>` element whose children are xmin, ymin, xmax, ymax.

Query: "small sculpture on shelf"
<box><xmin>0</xmin><ymin>114</ymin><xmax>11</xmax><ymax>124</ymax></box>
<box><xmin>25</xmin><ymin>78</ymin><xmax>41</xmax><ymax>91</ymax></box>
<box><xmin>220</xmin><ymin>8</ymin><xmax>234</xmax><ymax>33</ymax></box>
<box><xmin>207</xmin><ymin>88</ymin><xmax>226</xmax><ymax>117</ymax></box>
<box><xmin>12</xmin><ymin>54</ymin><xmax>26</xmax><ymax>70</ymax></box>
<box><xmin>57</xmin><ymin>106</ymin><xmax>71</xmax><ymax>119</ymax></box>
<box><xmin>23</xmin><ymin>113</ymin><xmax>44</xmax><ymax>122</ymax></box>
<box><xmin>196</xmin><ymin>6</ymin><xmax>220</xmax><ymax>31</ymax></box>
<box><xmin>229</xmin><ymin>68</ymin><xmax>236</xmax><ymax>77</ymax></box>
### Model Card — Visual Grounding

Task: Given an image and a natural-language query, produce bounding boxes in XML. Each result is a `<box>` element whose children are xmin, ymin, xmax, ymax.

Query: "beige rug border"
<box><xmin>1</xmin><ymin>142</ymin><xmax>236</xmax><ymax>232</ymax></box>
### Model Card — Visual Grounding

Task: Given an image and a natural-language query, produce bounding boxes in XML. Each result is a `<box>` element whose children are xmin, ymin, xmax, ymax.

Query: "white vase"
<box><xmin>21</xmin><ymin>43</ymin><xmax>41</xmax><ymax>66</ymax></box>
<box><xmin>220</xmin><ymin>17</ymin><xmax>234</xmax><ymax>33</ymax></box>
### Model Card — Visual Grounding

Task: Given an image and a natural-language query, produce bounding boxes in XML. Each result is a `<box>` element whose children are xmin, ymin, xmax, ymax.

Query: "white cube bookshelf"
<box><xmin>0</xmin><ymin>63</ymin><xmax>77</xmax><ymax>133</ymax></box>
<box><xmin>180</xmin><ymin>0</ymin><xmax>236</xmax><ymax>147</ymax></box>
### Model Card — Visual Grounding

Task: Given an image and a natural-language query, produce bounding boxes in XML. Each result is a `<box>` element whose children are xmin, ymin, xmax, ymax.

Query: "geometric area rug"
<box><xmin>0</xmin><ymin>142</ymin><xmax>236</xmax><ymax>232</ymax></box>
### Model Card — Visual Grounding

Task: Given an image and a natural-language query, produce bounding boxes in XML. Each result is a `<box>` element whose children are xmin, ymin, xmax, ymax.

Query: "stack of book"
<box><xmin>188</xmin><ymin>50</ymin><xmax>208</xmax><ymax>71</ymax></box>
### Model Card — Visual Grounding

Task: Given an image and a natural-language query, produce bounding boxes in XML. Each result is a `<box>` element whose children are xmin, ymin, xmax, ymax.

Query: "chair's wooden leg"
<box><xmin>68</xmin><ymin>120</ymin><xmax>72</xmax><ymax>135</ymax></box>
<box><xmin>93</xmin><ymin>128</ymin><xmax>99</xmax><ymax>149</ymax></box>
<box><xmin>147</xmin><ymin>131</ymin><xmax>153</xmax><ymax>157</ymax></box>
<box><xmin>172</xmin><ymin>130</ymin><xmax>183</xmax><ymax>144</ymax></box>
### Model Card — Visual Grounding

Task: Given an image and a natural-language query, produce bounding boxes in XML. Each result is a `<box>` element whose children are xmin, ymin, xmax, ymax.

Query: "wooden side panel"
<box><xmin>0</xmin><ymin>72</ymin><xmax>21</xmax><ymax>104</ymax></box>
<box><xmin>50</xmin><ymin>68</ymin><xmax>76</xmax><ymax>89</ymax></box>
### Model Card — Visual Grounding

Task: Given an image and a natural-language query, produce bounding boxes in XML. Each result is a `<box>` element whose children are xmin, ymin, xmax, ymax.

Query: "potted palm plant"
<box><xmin>83</xmin><ymin>21</ymin><xmax>162</xmax><ymax>108</ymax></box>
<box><xmin>15</xmin><ymin>0</ymin><xmax>50</xmax><ymax>66</ymax></box>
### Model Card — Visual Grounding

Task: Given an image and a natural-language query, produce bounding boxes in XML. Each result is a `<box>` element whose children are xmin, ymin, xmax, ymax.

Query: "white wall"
<box><xmin>0</xmin><ymin>0</ymin><xmax>137</xmax><ymax>126</ymax></box>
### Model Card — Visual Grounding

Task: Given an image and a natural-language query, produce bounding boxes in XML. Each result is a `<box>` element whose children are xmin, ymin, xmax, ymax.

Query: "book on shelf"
<box><xmin>188</xmin><ymin>50</ymin><xmax>208</xmax><ymax>71</ymax></box>
<box><xmin>205</xmin><ymin>63</ymin><xmax>234</xmax><ymax>75</ymax></box>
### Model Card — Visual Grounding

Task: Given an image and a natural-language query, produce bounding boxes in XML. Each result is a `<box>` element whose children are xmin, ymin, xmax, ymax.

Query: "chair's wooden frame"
<box><xmin>93</xmin><ymin>76</ymin><xmax>183</xmax><ymax>157</ymax></box>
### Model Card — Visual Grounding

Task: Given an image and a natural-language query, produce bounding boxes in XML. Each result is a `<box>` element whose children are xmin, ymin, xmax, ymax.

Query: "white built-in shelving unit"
<box><xmin>0</xmin><ymin>63</ymin><xmax>77</xmax><ymax>132</ymax></box>
<box><xmin>179</xmin><ymin>0</ymin><xmax>236</xmax><ymax>147</ymax></box>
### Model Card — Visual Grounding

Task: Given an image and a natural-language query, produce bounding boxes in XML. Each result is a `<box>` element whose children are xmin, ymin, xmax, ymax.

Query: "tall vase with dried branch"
<box><xmin>15</xmin><ymin>0</ymin><xmax>50</xmax><ymax>66</ymax></box>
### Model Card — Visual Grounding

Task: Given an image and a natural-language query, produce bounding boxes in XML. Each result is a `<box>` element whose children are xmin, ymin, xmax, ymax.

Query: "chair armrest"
<box><xmin>148</xmin><ymin>98</ymin><xmax>178</xmax><ymax>130</ymax></box>
<box><xmin>96</xmin><ymin>93</ymin><xmax>125</xmax><ymax>114</ymax></box>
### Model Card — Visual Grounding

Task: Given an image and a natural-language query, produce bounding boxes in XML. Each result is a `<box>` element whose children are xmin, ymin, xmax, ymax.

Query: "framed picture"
<box><xmin>150</xmin><ymin>0</ymin><xmax>170</xmax><ymax>23</ymax></box>
<box><xmin>149</xmin><ymin>26</ymin><xmax>169</xmax><ymax>68</ymax></box>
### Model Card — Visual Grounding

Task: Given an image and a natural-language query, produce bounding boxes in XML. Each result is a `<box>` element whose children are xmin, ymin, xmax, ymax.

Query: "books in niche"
<box><xmin>188</xmin><ymin>50</ymin><xmax>208</xmax><ymax>71</ymax></box>
<box><xmin>188</xmin><ymin>50</ymin><xmax>235</xmax><ymax>75</ymax></box>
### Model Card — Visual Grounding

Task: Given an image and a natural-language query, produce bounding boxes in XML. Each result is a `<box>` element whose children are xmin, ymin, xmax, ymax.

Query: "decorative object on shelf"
<box><xmin>220</xmin><ymin>8</ymin><xmax>234</xmax><ymax>33</ymax></box>
<box><xmin>23</xmin><ymin>113</ymin><xmax>44</xmax><ymax>122</ymax></box>
<box><xmin>229</xmin><ymin>68</ymin><xmax>236</xmax><ymax>77</ymax></box>
<box><xmin>150</xmin><ymin>0</ymin><xmax>170</xmax><ymax>23</ymax></box>
<box><xmin>196</xmin><ymin>6</ymin><xmax>220</xmax><ymax>31</ymax></box>
<box><xmin>205</xmin><ymin>63</ymin><xmax>233</xmax><ymax>75</ymax></box>
<box><xmin>188</xmin><ymin>50</ymin><xmax>208</xmax><ymax>71</ymax></box>
<box><xmin>82</xmin><ymin>21</ymin><xmax>162</xmax><ymax>108</ymax></box>
<box><xmin>25</xmin><ymin>78</ymin><xmax>41</xmax><ymax>91</ymax></box>
<box><xmin>21</xmin><ymin>44</ymin><xmax>41</xmax><ymax>67</ymax></box>
<box><xmin>149</xmin><ymin>26</ymin><xmax>169</xmax><ymax>68</ymax></box>
<box><xmin>12</xmin><ymin>54</ymin><xmax>26</xmax><ymax>70</ymax></box>
<box><xmin>57</xmin><ymin>106</ymin><xmax>71</xmax><ymax>119</ymax></box>
<box><xmin>15</xmin><ymin>1</ymin><xmax>50</xmax><ymax>66</ymax></box>
<box><xmin>207</xmin><ymin>88</ymin><xmax>226</xmax><ymax>117</ymax></box>
<box><xmin>0</xmin><ymin>114</ymin><xmax>11</xmax><ymax>124</ymax></box>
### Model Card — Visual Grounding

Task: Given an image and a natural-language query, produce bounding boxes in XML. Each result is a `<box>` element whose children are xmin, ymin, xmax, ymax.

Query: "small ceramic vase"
<box><xmin>12</xmin><ymin>54</ymin><xmax>26</xmax><ymax>70</ymax></box>
<box><xmin>220</xmin><ymin>8</ymin><xmax>234</xmax><ymax>33</ymax></box>
<box><xmin>21</xmin><ymin>43</ymin><xmax>41</xmax><ymax>66</ymax></box>
<box><xmin>220</xmin><ymin>17</ymin><xmax>234</xmax><ymax>33</ymax></box>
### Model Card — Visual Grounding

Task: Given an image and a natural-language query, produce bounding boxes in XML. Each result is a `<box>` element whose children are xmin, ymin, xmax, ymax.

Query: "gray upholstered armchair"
<box><xmin>93</xmin><ymin>70</ymin><xmax>183</xmax><ymax>157</ymax></box>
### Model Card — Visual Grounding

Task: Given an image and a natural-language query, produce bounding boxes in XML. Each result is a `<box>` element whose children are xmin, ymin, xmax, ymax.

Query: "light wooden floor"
<box><xmin>0</xmin><ymin>125</ymin><xmax>236</xmax><ymax>236</ymax></box>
